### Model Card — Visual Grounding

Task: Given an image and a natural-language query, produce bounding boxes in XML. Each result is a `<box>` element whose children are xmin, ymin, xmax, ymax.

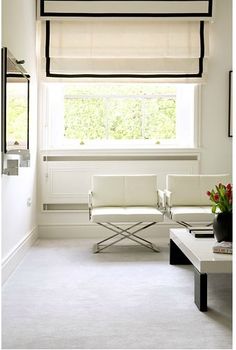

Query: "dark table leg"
<box><xmin>194</xmin><ymin>268</ymin><xmax>208</xmax><ymax>311</ymax></box>
<box><xmin>170</xmin><ymin>239</ymin><xmax>208</xmax><ymax>312</ymax></box>
<box><xmin>170</xmin><ymin>239</ymin><xmax>191</xmax><ymax>265</ymax></box>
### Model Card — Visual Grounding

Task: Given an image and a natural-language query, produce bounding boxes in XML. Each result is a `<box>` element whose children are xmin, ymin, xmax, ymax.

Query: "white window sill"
<box><xmin>39</xmin><ymin>146</ymin><xmax>200</xmax><ymax>159</ymax></box>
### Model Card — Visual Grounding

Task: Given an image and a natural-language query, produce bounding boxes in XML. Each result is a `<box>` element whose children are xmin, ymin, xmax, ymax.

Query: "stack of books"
<box><xmin>212</xmin><ymin>241</ymin><xmax>232</xmax><ymax>254</ymax></box>
<box><xmin>189</xmin><ymin>226</ymin><xmax>214</xmax><ymax>238</ymax></box>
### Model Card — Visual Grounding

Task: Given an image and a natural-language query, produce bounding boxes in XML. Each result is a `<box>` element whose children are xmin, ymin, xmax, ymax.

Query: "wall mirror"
<box><xmin>1</xmin><ymin>47</ymin><xmax>30</xmax><ymax>153</ymax></box>
<box><xmin>1</xmin><ymin>47</ymin><xmax>30</xmax><ymax>173</ymax></box>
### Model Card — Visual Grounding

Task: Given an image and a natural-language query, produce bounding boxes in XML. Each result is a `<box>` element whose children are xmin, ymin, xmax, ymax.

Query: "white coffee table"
<box><xmin>169</xmin><ymin>228</ymin><xmax>232</xmax><ymax>311</ymax></box>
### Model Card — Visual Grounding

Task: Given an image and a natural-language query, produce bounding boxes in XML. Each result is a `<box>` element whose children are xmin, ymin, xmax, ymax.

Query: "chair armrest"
<box><xmin>164</xmin><ymin>190</ymin><xmax>172</xmax><ymax>207</ymax></box>
<box><xmin>158</xmin><ymin>189</ymin><xmax>166</xmax><ymax>209</ymax></box>
<box><xmin>88</xmin><ymin>190</ymin><xmax>93</xmax><ymax>220</ymax></box>
<box><xmin>88</xmin><ymin>190</ymin><xmax>93</xmax><ymax>208</ymax></box>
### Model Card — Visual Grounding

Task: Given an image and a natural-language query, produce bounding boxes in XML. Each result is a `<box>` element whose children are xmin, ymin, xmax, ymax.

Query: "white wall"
<box><xmin>1</xmin><ymin>0</ymin><xmax>38</xmax><ymax>261</ymax></box>
<box><xmin>200</xmin><ymin>0</ymin><xmax>232</xmax><ymax>174</ymax></box>
<box><xmin>37</xmin><ymin>0</ymin><xmax>232</xmax><ymax>238</ymax></box>
<box><xmin>1</xmin><ymin>0</ymin><xmax>231</xmax><ymax>244</ymax></box>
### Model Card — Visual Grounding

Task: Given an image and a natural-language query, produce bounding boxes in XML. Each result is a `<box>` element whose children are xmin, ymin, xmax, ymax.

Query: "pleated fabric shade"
<box><xmin>39</xmin><ymin>0</ymin><xmax>213</xmax><ymax>18</ymax></box>
<box><xmin>41</xmin><ymin>19</ymin><xmax>209</xmax><ymax>81</ymax></box>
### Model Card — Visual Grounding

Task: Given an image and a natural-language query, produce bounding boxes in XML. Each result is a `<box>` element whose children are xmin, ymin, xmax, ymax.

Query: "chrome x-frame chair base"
<box><xmin>93</xmin><ymin>222</ymin><xmax>160</xmax><ymax>253</ymax></box>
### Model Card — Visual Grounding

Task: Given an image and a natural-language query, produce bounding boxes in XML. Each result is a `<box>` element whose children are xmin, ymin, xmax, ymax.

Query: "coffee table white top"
<box><xmin>170</xmin><ymin>228</ymin><xmax>232</xmax><ymax>273</ymax></box>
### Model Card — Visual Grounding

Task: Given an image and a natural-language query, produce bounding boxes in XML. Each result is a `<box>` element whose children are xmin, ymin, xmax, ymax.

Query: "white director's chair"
<box><xmin>89</xmin><ymin>175</ymin><xmax>164</xmax><ymax>253</ymax></box>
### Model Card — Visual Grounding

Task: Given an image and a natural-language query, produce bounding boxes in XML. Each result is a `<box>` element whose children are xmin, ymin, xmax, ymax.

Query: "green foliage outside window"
<box><xmin>64</xmin><ymin>85</ymin><xmax>176</xmax><ymax>142</ymax></box>
<box><xmin>107</xmin><ymin>99</ymin><xmax>142</xmax><ymax>140</ymax></box>
<box><xmin>144</xmin><ymin>98</ymin><xmax>176</xmax><ymax>139</ymax></box>
<box><xmin>64</xmin><ymin>98</ymin><xmax>106</xmax><ymax>140</ymax></box>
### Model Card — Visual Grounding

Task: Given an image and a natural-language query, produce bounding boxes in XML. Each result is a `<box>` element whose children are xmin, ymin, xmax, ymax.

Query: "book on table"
<box><xmin>213</xmin><ymin>241</ymin><xmax>232</xmax><ymax>254</ymax></box>
<box><xmin>190</xmin><ymin>230</ymin><xmax>214</xmax><ymax>238</ymax></box>
<box><xmin>188</xmin><ymin>226</ymin><xmax>213</xmax><ymax>232</ymax></box>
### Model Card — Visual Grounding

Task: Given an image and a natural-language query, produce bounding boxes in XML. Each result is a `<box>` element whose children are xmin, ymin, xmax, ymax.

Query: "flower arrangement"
<box><xmin>207</xmin><ymin>183</ymin><xmax>232</xmax><ymax>213</ymax></box>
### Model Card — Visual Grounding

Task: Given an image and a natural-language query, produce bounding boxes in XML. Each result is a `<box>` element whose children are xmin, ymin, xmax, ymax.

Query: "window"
<box><xmin>43</xmin><ymin>83</ymin><xmax>198</xmax><ymax>149</ymax></box>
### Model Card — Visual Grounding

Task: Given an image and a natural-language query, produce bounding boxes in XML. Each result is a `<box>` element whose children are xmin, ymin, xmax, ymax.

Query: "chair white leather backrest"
<box><xmin>167</xmin><ymin>174</ymin><xmax>230</xmax><ymax>206</ymax></box>
<box><xmin>92</xmin><ymin>175</ymin><xmax>158</xmax><ymax>207</ymax></box>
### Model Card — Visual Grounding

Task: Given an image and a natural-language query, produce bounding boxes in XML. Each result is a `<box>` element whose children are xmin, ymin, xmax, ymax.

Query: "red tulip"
<box><xmin>226</xmin><ymin>191</ymin><xmax>232</xmax><ymax>200</ymax></box>
<box><xmin>206</xmin><ymin>183</ymin><xmax>232</xmax><ymax>211</ymax></box>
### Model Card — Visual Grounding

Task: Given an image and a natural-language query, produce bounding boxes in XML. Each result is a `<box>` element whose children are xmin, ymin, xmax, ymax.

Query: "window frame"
<box><xmin>40</xmin><ymin>83</ymin><xmax>200</xmax><ymax>152</ymax></box>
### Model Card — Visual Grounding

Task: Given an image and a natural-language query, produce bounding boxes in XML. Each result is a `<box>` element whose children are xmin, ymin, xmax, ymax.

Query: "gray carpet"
<box><xmin>2</xmin><ymin>238</ymin><xmax>232</xmax><ymax>349</ymax></box>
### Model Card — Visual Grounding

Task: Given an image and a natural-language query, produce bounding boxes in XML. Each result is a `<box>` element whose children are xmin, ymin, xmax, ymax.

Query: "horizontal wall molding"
<box><xmin>39</xmin><ymin>0</ymin><xmax>213</xmax><ymax>18</ymax></box>
<box><xmin>39</xmin><ymin>148</ymin><xmax>201</xmax><ymax>157</ymax></box>
<box><xmin>38</xmin><ymin>222</ymin><xmax>180</xmax><ymax>239</ymax></box>
<box><xmin>43</xmin><ymin>203</ymin><xmax>88</xmax><ymax>211</ymax></box>
<box><xmin>2</xmin><ymin>227</ymin><xmax>38</xmax><ymax>284</ymax></box>
<box><xmin>43</xmin><ymin>155</ymin><xmax>199</xmax><ymax>162</ymax></box>
<box><xmin>39</xmin><ymin>155</ymin><xmax>200</xmax><ymax>205</ymax></box>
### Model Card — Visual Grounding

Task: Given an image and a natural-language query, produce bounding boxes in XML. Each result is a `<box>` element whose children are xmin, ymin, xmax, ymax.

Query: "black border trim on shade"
<box><xmin>199</xmin><ymin>20</ymin><xmax>204</xmax><ymax>76</ymax></box>
<box><xmin>45</xmin><ymin>21</ymin><xmax>50</xmax><ymax>76</ymax></box>
<box><xmin>45</xmin><ymin>0</ymin><xmax>209</xmax><ymax>1</ymax></box>
<box><xmin>208</xmin><ymin>0</ymin><xmax>213</xmax><ymax>16</ymax></box>
<box><xmin>40</xmin><ymin>0</ymin><xmax>213</xmax><ymax>18</ymax></box>
<box><xmin>7</xmin><ymin>73</ymin><xmax>31</xmax><ymax>79</ymax></box>
<box><xmin>228</xmin><ymin>70</ymin><xmax>233</xmax><ymax>137</ymax></box>
<box><xmin>40</xmin><ymin>0</ymin><xmax>45</xmax><ymax>17</ymax></box>
<box><xmin>45</xmin><ymin>20</ymin><xmax>205</xmax><ymax>79</ymax></box>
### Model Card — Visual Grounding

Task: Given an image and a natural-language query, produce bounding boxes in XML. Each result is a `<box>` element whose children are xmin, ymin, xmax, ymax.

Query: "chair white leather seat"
<box><xmin>170</xmin><ymin>206</ymin><xmax>214</xmax><ymax>222</ymax></box>
<box><xmin>91</xmin><ymin>206</ymin><xmax>163</xmax><ymax>223</ymax></box>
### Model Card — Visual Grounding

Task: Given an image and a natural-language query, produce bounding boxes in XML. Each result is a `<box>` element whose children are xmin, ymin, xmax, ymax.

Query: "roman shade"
<box><xmin>39</xmin><ymin>0</ymin><xmax>213</xmax><ymax>18</ymax></box>
<box><xmin>41</xmin><ymin>19</ymin><xmax>209</xmax><ymax>81</ymax></box>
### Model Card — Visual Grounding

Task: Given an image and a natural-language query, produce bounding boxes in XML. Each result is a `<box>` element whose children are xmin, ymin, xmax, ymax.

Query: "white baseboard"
<box><xmin>38</xmin><ymin>222</ymin><xmax>180</xmax><ymax>239</ymax></box>
<box><xmin>2</xmin><ymin>226</ymin><xmax>38</xmax><ymax>285</ymax></box>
